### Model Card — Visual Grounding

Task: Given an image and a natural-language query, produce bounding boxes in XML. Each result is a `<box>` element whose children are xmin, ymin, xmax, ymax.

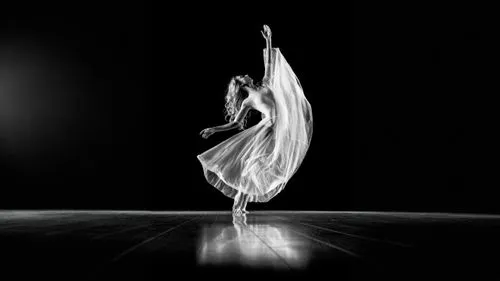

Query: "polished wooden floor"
<box><xmin>1</xmin><ymin>211</ymin><xmax>499</xmax><ymax>280</ymax></box>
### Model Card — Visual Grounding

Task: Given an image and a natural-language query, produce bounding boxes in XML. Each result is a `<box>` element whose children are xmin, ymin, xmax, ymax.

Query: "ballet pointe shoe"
<box><xmin>241</xmin><ymin>195</ymin><xmax>249</xmax><ymax>214</ymax></box>
<box><xmin>232</xmin><ymin>203</ymin><xmax>238</xmax><ymax>213</ymax></box>
<box><xmin>232</xmin><ymin>202</ymin><xmax>242</xmax><ymax>215</ymax></box>
<box><xmin>233</xmin><ymin>191</ymin><xmax>245</xmax><ymax>215</ymax></box>
<box><xmin>241</xmin><ymin>202</ymin><xmax>249</xmax><ymax>214</ymax></box>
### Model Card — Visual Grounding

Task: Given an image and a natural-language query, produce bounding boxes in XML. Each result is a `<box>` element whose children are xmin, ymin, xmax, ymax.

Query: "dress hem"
<box><xmin>197</xmin><ymin>154</ymin><xmax>284</xmax><ymax>203</ymax></box>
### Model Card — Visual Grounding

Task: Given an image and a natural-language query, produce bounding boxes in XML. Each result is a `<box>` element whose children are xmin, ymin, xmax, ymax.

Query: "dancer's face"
<box><xmin>236</xmin><ymin>75</ymin><xmax>253</xmax><ymax>86</ymax></box>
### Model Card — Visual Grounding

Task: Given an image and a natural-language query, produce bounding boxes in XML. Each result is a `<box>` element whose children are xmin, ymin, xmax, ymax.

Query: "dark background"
<box><xmin>0</xmin><ymin>3</ymin><xmax>496</xmax><ymax>212</ymax></box>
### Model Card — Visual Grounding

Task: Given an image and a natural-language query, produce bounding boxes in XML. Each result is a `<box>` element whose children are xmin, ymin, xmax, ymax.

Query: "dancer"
<box><xmin>198</xmin><ymin>25</ymin><xmax>313</xmax><ymax>215</ymax></box>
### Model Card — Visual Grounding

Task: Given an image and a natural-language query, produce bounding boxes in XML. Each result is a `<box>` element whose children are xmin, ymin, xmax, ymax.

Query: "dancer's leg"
<box><xmin>233</xmin><ymin>191</ymin><xmax>243</xmax><ymax>215</ymax></box>
<box><xmin>241</xmin><ymin>194</ymin><xmax>250</xmax><ymax>214</ymax></box>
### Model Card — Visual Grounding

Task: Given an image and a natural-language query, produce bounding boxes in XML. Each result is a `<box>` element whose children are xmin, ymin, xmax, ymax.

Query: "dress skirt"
<box><xmin>197</xmin><ymin>118</ymin><xmax>286</xmax><ymax>203</ymax></box>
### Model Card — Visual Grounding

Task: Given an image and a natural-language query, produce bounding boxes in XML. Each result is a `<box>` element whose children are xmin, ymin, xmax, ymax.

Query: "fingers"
<box><xmin>261</xmin><ymin>25</ymin><xmax>271</xmax><ymax>38</ymax></box>
<box><xmin>200</xmin><ymin>129</ymin><xmax>208</xmax><ymax>138</ymax></box>
<box><xmin>201</xmin><ymin>129</ymin><xmax>212</xmax><ymax>139</ymax></box>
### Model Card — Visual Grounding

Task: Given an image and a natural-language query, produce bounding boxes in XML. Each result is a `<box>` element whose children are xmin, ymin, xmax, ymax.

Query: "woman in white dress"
<box><xmin>198</xmin><ymin>25</ymin><xmax>313</xmax><ymax>215</ymax></box>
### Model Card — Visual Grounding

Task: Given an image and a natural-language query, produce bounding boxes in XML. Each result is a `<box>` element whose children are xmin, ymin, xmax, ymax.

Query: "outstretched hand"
<box><xmin>200</xmin><ymin>128</ymin><xmax>215</xmax><ymax>139</ymax></box>
<box><xmin>261</xmin><ymin>24</ymin><xmax>272</xmax><ymax>40</ymax></box>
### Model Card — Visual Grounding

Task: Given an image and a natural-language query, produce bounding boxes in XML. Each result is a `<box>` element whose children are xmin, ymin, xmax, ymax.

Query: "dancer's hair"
<box><xmin>224</xmin><ymin>76</ymin><xmax>250</xmax><ymax>128</ymax></box>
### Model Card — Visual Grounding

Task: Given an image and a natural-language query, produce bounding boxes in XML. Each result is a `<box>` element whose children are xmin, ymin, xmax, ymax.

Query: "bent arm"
<box><xmin>212</xmin><ymin>103</ymin><xmax>251</xmax><ymax>132</ymax></box>
<box><xmin>211</xmin><ymin>122</ymin><xmax>240</xmax><ymax>133</ymax></box>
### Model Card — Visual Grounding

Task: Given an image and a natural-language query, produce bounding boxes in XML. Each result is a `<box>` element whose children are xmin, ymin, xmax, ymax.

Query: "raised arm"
<box><xmin>200</xmin><ymin>101</ymin><xmax>252</xmax><ymax>139</ymax></box>
<box><xmin>261</xmin><ymin>25</ymin><xmax>273</xmax><ymax>83</ymax></box>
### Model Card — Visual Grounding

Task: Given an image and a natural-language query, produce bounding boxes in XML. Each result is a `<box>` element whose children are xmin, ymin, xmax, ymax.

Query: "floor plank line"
<box><xmin>272</xmin><ymin>216</ymin><xmax>361</xmax><ymax>258</ymax></box>
<box><xmin>243</xmin><ymin>221</ymin><xmax>292</xmax><ymax>270</ymax></box>
<box><xmin>289</xmin><ymin>220</ymin><xmax>413</xmax><ymax>247</ymax></box>
<box><xmin>111</xmin><ymin>216</ymin><xmax>199</xmax><ymax>262</ymax></box>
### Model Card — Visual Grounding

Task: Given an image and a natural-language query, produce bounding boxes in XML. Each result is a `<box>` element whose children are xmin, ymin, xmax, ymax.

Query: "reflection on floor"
<box><xmin>1</xmin><ymin>210</ymin><xmax>500</xmax><ymax>280</ymax></box>
<box><xmin>199</xmin><ymin>214</ymin><xmax>310</xmax><ymax>269</ymax></box>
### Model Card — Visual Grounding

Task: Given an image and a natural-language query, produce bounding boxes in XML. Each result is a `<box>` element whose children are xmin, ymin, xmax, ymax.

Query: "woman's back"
<box><xmin>245</xmin><ymin>87</ymin><xmax>276</xmax><ymax>121</ymax></box>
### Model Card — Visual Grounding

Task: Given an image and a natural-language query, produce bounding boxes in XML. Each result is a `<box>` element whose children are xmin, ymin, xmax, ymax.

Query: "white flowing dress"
<box><xmin>197</xmin><ymin>48</ymin><xmax>313</xmax><ymax>202</ymax></box>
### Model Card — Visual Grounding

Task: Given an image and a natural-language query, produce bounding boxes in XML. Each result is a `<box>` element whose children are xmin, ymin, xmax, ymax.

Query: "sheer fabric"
<box><xmin>197</xmin><ymin>48</ymin><xmax>313</xmax><ymax>202</ymax></box>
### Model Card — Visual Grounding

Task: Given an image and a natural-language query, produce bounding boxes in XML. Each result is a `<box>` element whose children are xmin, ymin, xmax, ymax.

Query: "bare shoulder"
<box><xmin>242</xmin><ymin>97</ymin><xmax>254</xmax><ymax>108</ymax></box>
<box><xmin>258</xmin><ymin>85</ymin><xmax>273</xmax><ymax>97</ymax></box>
<box><xmin>262</xmin><ymin>85</ymin><xmax>272</xmax><ymax>93</ymax></box>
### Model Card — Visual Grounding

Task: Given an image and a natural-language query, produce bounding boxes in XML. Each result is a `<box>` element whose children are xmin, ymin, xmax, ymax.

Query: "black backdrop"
<box><xmin>0</xmin><ymin>2</ymin><xmax>496</xmax><ymax>213</ymax></box>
